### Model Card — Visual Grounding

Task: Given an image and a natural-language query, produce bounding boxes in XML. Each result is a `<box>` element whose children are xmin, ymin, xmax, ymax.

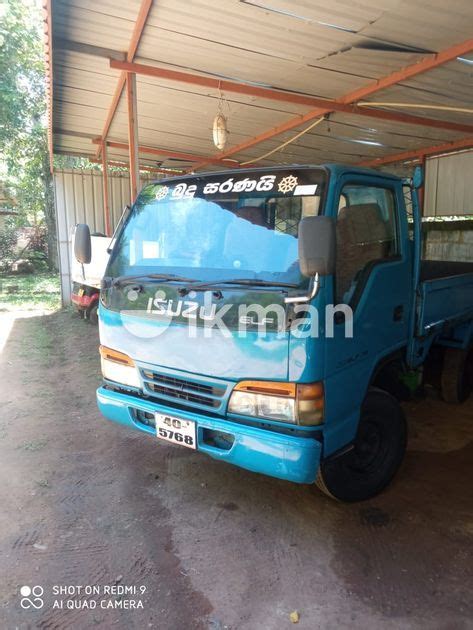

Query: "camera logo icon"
<box><xmin>20</xmin><ymin>585</ymin><xmax>44</xmax><ymax>610</ymax></box>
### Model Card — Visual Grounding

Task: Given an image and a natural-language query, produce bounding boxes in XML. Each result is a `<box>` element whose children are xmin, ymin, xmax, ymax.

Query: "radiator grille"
<box><xmin>141</xmin><ymin>369</ymin><xmax>227</xmax><ymax>411</ymax></box>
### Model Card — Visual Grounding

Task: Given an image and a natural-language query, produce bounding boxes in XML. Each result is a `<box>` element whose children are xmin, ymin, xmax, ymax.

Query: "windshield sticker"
<box><xmin>203</xmin><ymin>174</ymin><xmax>276</xmax><ymax>195</ymax></box>
<box><xmin>155</xmin><ymin>185</ymin><xmax>169</xmax><ymax>200</ymax></box>
<box><xmin>153</xmin><ymin>172</ymin><xmax>318</xmax><ymax>201</ymax></box>
<box><xmin>278</xmin><ymin>175</ymin><xmax>298</xmax><ymax>194</ymax></box>
<box><xmin>171</xmin><ymin>182</ymin><xmax>197</xmax><ymax>199</ymax></box>
<box><xmin>294</xmin><ymin>184</ymin><xmax>318</xmax><ymax>196</ymax></box>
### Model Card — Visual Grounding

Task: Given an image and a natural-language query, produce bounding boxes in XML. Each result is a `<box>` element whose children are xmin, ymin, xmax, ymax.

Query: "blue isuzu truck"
<box><xmin>74</xmin><ymin>164</ymin><xmax>473</xmax><ymax>501</ymax></box>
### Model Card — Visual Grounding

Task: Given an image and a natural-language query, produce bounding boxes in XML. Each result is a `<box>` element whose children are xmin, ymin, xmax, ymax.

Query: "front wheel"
<box><xmin>316</xmin><ymin>388</ymin><xmax>407</xmax><ymax>502</ymax></box>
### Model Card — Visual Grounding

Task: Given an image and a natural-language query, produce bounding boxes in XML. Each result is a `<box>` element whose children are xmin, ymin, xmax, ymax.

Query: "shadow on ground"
<box><xmin>0</xmin><ymin>310</ymin><xmax>471</xmax><ymax>629</ymax></box>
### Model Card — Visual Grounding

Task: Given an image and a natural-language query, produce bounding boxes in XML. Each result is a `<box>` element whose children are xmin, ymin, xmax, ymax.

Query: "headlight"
<box><xmin>99</xmin><ymin>345</ymin><xmax>141</xmax><ymax>388</ymax></box>
<box><xmin>228</xmin><ymin>390</ymin><xmax>296</xmax><ymax>422</ymax></box>
<box><xmin>228</xmin><ymin>380</ymin><xmax>323</xmax><ymax>425</ymax></box>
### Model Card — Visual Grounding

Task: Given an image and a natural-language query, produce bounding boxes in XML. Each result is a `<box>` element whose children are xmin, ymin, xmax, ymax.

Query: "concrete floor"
<box><xmin>0</xmin><ymin>309</ymin><xmax>472</xmax><ymax>629</ymax></box>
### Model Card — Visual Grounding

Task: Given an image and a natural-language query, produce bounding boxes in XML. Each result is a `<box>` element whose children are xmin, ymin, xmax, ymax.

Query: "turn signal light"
<box><xmin>296</xmin><ymin>382</ymin><xmax>324</xmax><ymax>425</ymax></box>
<box><xmin>234</xmin><ymin>380</ymin><xmax>296</xmax><ymax>397</ymax></box>
<box><xmin>99</xmin><ymin>345</ymin><xmax>135</xmax><ymax>367</ymax></box>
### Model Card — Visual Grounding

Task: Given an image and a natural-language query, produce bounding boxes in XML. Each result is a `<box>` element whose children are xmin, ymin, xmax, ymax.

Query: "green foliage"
<box><xmin>24</xmin><ymin>225</ymin><xmax>49</xmax><ymax>271</ymax></box>
<box><xmin>0</xmin><ymin>220</ymin><xmax>18</xmax><ymax>271</ymax></box>
<box><xmin>0</xmin><ymin>0</ymin><xmax>57</xmax><ymax>268</ymax></box>
<box><xmin>0</xmin><ymin>0</ymin><xmax>45</xmax><ymax>168</ymax></box>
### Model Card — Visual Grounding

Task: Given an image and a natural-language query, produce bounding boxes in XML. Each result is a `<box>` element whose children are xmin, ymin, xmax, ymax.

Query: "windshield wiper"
<box><xmin>179</xmin><ymin>277</ymin><xmax>299</xmax><ymax>295</ymax></box>
<box><xmin>108</xmin><ymin>273</ymin><xmax>200</xmax><ymax>288</ymax></box>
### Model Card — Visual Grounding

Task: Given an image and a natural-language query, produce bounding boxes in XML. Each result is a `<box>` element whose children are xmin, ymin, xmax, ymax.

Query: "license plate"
<box><xmin>78</xmin><ymin>287</ymin><xmax>85</xmax><ymax>297</ymax></box>
<box><xmin>155</xmin><ymin>413</ymin><xmax>197</xmax><ymax>450</ymax></box>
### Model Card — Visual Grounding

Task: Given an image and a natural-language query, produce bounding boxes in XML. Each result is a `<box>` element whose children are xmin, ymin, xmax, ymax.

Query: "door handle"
<box><xmin>393</xmin><ymin>305</ymin><xmax>404</xmax><ymax>321</ymax></box>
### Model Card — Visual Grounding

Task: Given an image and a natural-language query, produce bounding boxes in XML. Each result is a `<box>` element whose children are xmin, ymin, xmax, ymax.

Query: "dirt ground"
<box><xmin>0</xmin><ymin>308</ymin><xmax>472</xmax><ymax>629</ymax></box>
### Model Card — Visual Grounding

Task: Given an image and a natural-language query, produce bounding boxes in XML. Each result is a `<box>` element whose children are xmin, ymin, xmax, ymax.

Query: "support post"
<box><xmin>101</xmin><ymin>140</ymin><xmax>112</xmax><ymax>236</ymax></box>
<box><xmin>126</xmin><ymin>72</ymin><xmax>140</xmax><ymax>202</ymax></box>
<box><xmin>418</xmin><ymin>155</ymin><xmax>426</xmax><ymax>216</ymax></box>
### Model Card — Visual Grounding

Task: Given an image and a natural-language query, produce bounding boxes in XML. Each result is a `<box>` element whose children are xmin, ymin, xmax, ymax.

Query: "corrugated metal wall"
<box><xmin>424</xmin><ymin>151</ymin><xmax>473</xmax><ymax>217</ymax></box>
<box><xmin>54</xmin><ymin>169</ymin><xmax>156</xmax><ymax>304</ymax></box>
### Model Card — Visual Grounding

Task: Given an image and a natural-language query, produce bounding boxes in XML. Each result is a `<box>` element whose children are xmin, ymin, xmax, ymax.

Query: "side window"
<box><xmin>266</xmin><ymin>196</ymin><xmax>321</xmax><ymax>235</ymax></box>
<box><xmin>273</xmin><ymin>197</ymin><xmax>301</xmax><ymax>236</ymax></box>
<box><xmin>336</xmin><ymin>184</ymin><xmax>398</xmax><ymax>304</ymax></box>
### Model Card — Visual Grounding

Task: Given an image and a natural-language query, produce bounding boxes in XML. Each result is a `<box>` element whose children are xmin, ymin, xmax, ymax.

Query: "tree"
<box><xmin>0</xmin><ymin>0</ymin><xmax>57</xmax><ymax>269</ymax></box>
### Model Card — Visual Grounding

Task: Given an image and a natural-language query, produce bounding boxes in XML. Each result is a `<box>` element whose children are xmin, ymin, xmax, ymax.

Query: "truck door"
<box><xmin>323</xmin><ymin>175</ymin><xmax>412</xmax><ymax>453</ymax></box>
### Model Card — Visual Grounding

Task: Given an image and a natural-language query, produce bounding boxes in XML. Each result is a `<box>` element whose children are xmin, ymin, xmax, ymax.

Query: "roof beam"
<box><xmin>54</xmin><ymin>150</ymin><xmax>181</xmax><ymax>174</ymax></box>
<box><xmin>189</xmin><ymin>37</ymin><xmax>473</xmax><ymax>171</ymax></box>
<box><xmin>358</xmin><ymin>137</ymin><xmax>473</xmax><ymax>167</ymax></box>
<box><xmin>126</xmin><ymin>72</ymin><xmax>140</xmax><ymax>201</ymax></box>
<box><xmin>101</xmin><ymin>140</ymin><xmax>112</xmax><ymax>236</ymax></box>
<box><xmin>339</xmin><ymin>38</ymin><xmax>473</xmax><ymax>104</ymax></box>
<box><xmin>53</xmin><ymin>128</ymin><xmax>97</xmax><ymax>139</ymax></box>
<box><xmin>96</xmin><ymin>0</ymin><xmax>154</xmax><ymax>158</ymax></box>
<box><xmin>52</xmin><ymin>38</ymin><xmax>126</xmax><ymax>60</ymax></box>
<box><xmin>90</xmin><ymin>160</ymin><xmax>182</xmax><ymax>175</ymax></box>
<box><xmin>110</xmin><ymin>59</ymin><xmax>473</xmax><ymax>135</ymax></box>
<box><xmin>92</xmin><ymin>139</ymin><xmax>239</xmax><ymax>166</ymax></box>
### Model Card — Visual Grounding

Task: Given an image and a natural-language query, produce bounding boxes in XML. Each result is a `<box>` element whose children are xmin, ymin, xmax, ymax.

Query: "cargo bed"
<box><xmin>420</xmin><ymin>260</ymin><xmax>473</xmax><ymax>282</ymax></box>
<box><xmin>417</xmin><ymin>260</ymin><xmax>473</xmax><ymax>337</ymax></box>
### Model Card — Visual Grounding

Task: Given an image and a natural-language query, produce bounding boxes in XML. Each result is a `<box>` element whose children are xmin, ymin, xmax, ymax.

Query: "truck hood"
<box><xmin>99</xmin><ymin>306</ymin><xmax>290</xmax><ymax>381</ymax></box>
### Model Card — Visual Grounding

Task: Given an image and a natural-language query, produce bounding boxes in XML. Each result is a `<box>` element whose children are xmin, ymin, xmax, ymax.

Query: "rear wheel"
<box><xmin>316</xmin><ymin>388</ymin><xmax>407</xmax><ymax>502</ymax></box>
<box><xmin>441</xmin><ymin>347</ymin><xmax>472</xmax><ymax>404</ymax></box>
<box><xmin>87</xmin><ymin>302</ymin><xmax>99</xmax><ymax>325</ymax></box>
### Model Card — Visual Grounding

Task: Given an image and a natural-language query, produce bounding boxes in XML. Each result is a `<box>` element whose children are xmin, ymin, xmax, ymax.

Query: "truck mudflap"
<box><xmin>96</xmin><ymin>387</ymin><xmax>321</xmax><ymax>484</ymax></box>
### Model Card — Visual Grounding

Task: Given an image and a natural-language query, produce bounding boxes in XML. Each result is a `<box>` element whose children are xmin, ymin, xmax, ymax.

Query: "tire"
<box><xmin>441</xmin><ymin>347</ymin><xmax>472</xmax><ymax>404</ymax></box>
<box><xmin>315</xmin><ymin>388</ymin><xmax>407</xmax><ymax>502</ymax></box>
<box><xmin>468</xmin><ymin>349</ymin><xmax>473</xmax><ymax>391</ymax></box>
<box><xmin>87</xmin><ymin>302</ymin><xmax>99</xmax><ymax>325</ymax></box>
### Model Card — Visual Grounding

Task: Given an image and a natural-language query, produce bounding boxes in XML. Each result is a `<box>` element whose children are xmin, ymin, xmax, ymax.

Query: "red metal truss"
<box><xmin>54</xmin><ymin>150</ymin><xmax>182</xmax><ymax>174</ymax></box>
<box><xmin>358</xmin><ymin>137</ymin><xmax>473</xmax><ymax>167</ymax></box>
<box><xmin>188</xmin><ymin>38</ymin><xmax>473</xmax><ymax>171</ymax></box>
<box><xmin>110</xmin><ymin>58</ymin><xmax>473</xmax><ymax>136</ymax></box>
<box><xmin>339</xmin><ymin>39</ymin><xmax>473</xmax><ymax>104</ymax></box>
<box><xmin>126</xmin><ymin>72</ymin><xmax>140</xmax><ymax>202</ymax></box>
<box><xmin>92</xmin><ymin>139</ymin><xmax>240</xmax><ymax>166</ymax></box>
<box><xmin>95</xmin><ymin>0</ymin><xmax>154</xmax><ymax>158</ymax></box>
<box><xmin>100</xmin><ymin>140</ymin><xmax>111</xmax><ymax>236</ymax></box>
<box><xmin>89</xmin><ymin>158</ymin><xmax>182</xmax><ymax>175</ymax></box>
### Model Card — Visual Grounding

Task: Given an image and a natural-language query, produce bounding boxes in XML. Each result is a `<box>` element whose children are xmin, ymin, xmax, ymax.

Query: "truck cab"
<box><xmin>73</xmin><ymin>164</ymin><xmax>473</xmax><ymax>501</ymax></box>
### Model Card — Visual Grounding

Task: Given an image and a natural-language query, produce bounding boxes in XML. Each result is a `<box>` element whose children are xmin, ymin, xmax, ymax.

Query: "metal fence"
<box><xmin>54</xmin><ymin>169</ymin><xmax>156</xmax><ymax>304</ymax></box>
<box><xmin>425</xmin><ymin>151</ymin><xmax>473</xmax><ymax>217</ymax></box>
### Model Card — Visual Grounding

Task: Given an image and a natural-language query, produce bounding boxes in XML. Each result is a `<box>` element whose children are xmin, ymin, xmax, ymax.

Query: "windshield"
<box><xmin>107</xmin><ymin>168</ymin><xmax>326</xmax><ymax>287</ymax></box>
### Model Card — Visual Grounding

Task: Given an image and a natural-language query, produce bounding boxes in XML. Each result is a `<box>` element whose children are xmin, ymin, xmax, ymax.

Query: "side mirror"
<box><xmin>298</xmin><ymin>216</ymin><xmax>336</xmax><ymax>277</ymax></box>
<box><xmin>74</xmin><ymin>223</ymin><xmax>92</xmax><ymax>264</ymax></box>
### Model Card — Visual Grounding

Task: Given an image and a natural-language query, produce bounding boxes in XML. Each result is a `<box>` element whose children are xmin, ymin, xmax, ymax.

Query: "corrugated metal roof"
<box><xmin>49</xmin><ymin>0</ymin><xmax>473</xmax><ymax>172</ymax></box>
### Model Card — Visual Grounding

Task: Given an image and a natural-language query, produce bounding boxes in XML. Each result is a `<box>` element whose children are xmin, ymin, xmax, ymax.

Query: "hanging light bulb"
<box><xmin>213</xmin><ymin>112</ymin><xmax>228</xmax><ymax>150</ymax></box>
<box><xmin>213</xmin><ymin>83</ymin><xmax>229</xmax><ymax>150</ymax></box>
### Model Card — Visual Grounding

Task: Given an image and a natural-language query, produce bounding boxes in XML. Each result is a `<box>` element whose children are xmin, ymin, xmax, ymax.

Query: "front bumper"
<box><xmin>96</xmin><ymin>387</ymin><xmax>321</xmax><ymax>484</ymax></box>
